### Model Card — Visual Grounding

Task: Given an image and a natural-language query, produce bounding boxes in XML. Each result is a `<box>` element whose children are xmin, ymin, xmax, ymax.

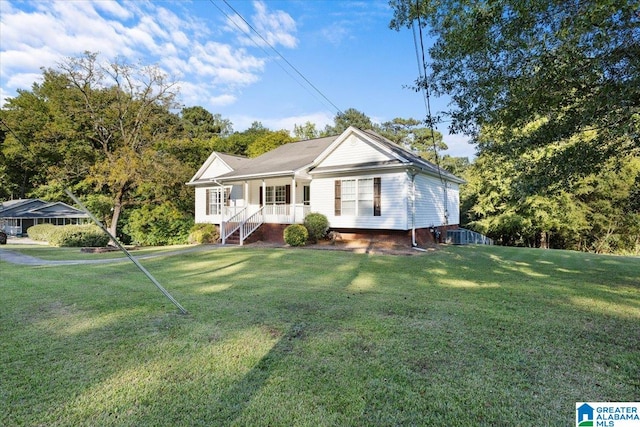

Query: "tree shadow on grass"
<box><xmin>208</xmin><ymin>321</ymin><xmax>308</xmax><ymax>424</ymax></box>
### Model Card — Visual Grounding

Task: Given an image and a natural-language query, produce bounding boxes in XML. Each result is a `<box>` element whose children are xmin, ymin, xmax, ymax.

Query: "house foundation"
<box><xmin>234</xmin><ymin>224</ymin><xmax>458</xmax><ymax>247</ymax></box>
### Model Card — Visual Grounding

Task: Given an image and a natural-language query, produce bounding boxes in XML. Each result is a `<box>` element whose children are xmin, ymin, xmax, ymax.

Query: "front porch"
<box><xmin>220</xmin><ymin>203</ymin><xmax>311</xmax><ymax>245</ymax></box>
<box><xmin>195</xmin><ymin>175</ymin><xmax>313</xmax><ymax>245</ymax></box>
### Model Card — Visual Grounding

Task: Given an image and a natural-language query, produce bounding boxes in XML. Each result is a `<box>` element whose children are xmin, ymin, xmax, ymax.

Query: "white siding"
<box><xmin>311</xmin><ymin>172</ymin><xmax>408</xmax><ymax>230</ymax></box>
<box><xmin>201</xmin><ymin>157</ymin><xmax>233</xmax><ymax>179</ymax></box>
<box><xmin>194</xmin><ymin>186</ymin><xmax>219</xmax><ymax>224</ymax></box>
<box><xmin>446</xmin><ymin>183</ymin><xmax>460</xmax><ymax>225</ymax></box>
<box><xmin>194</xmin><ymin>185</ymin><xmax>245</xmax><ymax>224</ymax></box>
<box><xmin>414</xmin><ymin>174</ymin><xmax>460</xmax><ymax>227</ymax></box>
<box><xmin>319</xmin><ymin>134</ymin><xmax>392</xmax><ymax>167</ymax></box>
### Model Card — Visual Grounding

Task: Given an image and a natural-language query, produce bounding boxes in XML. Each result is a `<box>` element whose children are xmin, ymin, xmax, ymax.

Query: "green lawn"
<box><xmin>1</xmin><ymin>245</ymin><xmax>638</xmax><ymax>426</ymax></box>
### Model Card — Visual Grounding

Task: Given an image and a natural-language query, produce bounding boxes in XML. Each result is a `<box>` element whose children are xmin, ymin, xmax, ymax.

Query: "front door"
<box><xmin>21</xmin><ymin>219</ymin><xmax>34</xmax><ymax>236</ymax></box>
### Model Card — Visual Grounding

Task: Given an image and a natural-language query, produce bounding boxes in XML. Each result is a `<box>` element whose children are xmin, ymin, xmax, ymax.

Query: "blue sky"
<box><xmin>0</xmin><ymin>0</ymin><xmax>475</xmax><ymax>158</ymax></box>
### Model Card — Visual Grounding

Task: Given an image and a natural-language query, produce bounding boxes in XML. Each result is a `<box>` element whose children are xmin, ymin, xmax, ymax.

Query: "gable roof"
<box><xmin>187</xmin><ymin>127</ymin><xmax>464</xmax><ymax>185</ymax></box>
<box><xmin>308</xmin><ymin>127</ymin><xmax>465</xmax><ymax>183</ymax></box>
<box><xmin>218</xmin><ymin>135</ymin><xmax>337</xmax><ymax>180</ymax></box>
<box><xmin>188</xmin><ymin>152</ymin><xmax>248</xmax><ymax>184</ymax></box>
<box><xmin>187</xmin><ymin>135</ymin><xmax>337</xmax><ymax>185</ymax></box>
<box><xmin>362</xmin><ymin>129</ymin><xmax>464</xmax><ymax>183</ymax></box>
<box><xmin>0</xmin><ymin>199</ymin><xmax>89</xmax><ymax>219</ymax></box>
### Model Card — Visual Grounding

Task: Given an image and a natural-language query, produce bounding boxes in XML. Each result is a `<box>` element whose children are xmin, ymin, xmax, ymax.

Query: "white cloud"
<box><xmin>209</xmin><ymin>94</ymin><xmax>237</xmax><ymax>107</ymax></box>
<box><xmin>0</xmin><ymin>0</ymin><xmax>284</xmax><ymax>109</ymax></box>
<box><xmin>6</xmin><ymin>72</ymin><xmax>43</xmax><ymax>90</ymax></box>
<box><xmin>228</xmin><ymin>0</ymin><xmax>298</xmax><ymax>49</ymax></box>
<box><xmin>320</xmin><ymin>23</ymin><xmax>351</xmax><ymax>46</ymax></box>
<box><xmin>252</xmin><ymin>0</ymin><xmax>297</xmax><ymax>48</ymax></box>
<box><xmin>92</xmin><ymin>0</ymin><xmax>133</xmax><ymax>20</ymax></box>
<box><xmin>441</xmin><ymin>133</ymin><xmax>476</xmax><ymax>159</ymax></box>
<box><xmin>230</xmin><ymin>111</ymin><xmax>334</xmax><ymax>134</ymax></box>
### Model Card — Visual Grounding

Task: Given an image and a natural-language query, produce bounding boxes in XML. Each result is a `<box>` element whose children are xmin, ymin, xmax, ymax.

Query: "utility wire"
<box><xmin>413</xmin><ymin>4</ymin><xmax>449</xmax><ymax>223</ymax></box>
<box><xmin>209</xmin><ymin>0</ymin><xmax>343</xmax><ymax>116</ymax></box>
<box><xmin>412</xmin><ymin>14</ymin><xmax>445</xmax><ymax>186</ymax></box>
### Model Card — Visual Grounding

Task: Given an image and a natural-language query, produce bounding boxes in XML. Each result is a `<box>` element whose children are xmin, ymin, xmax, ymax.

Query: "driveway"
<box><xmin>0</xmin><ymin>245</ymin><xmax>216</xmax><ymax>266</ymax></box>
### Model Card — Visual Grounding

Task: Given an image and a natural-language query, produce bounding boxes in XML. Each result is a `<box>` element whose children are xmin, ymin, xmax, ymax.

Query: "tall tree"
<box><xmin>322</xmin><ymin>108</ymin><xmax>375</xmax><ymax>135</ymax></box>
<box><xmin>56</xmin><ymin>52</ymin><xmax>180</xmax><ymax>235</ymax></box>
<box><xmin>246</xmin><ymin>130</ymin><xmax>294</xmax><ymax>157</ymax></box>
<box><xmin>379</xmin><ymin>117</ymin><xmax>447</xmax><ymax>158</ymax></box>
<box><xmin>293</xmin><ymin>121</ymin><xmax>319</xmax><ymax>140</ymax></box>
<box><xmin>390</xmin><ymin>0</ymin><xmax>640</xmax><ymax>184</ymax></box>
<box><xmin>180</xmin><ymin>106</ymin><xmax>233</xmax><ymax>139</ymax></box>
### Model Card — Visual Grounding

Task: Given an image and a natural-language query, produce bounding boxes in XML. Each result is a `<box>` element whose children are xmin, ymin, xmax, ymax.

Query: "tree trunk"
<box><xmin>108</xmin><ymin>186</ymin><xmax>126</xmax><ymax>240</ymax></box>
<box><xmin>540</xmin><ymin>231</ymin><xmax>549</xmax><ymax>249</ymax></box>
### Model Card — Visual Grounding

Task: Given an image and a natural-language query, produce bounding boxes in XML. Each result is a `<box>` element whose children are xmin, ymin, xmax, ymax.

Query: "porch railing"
<box><xmin>239</xmin><ymin>207</ymin><xmax>264</xmax><ymax>246</ymax></box>
<box><xmin>221</xmin><ymin>207</ymin><xmax>247</xmax><ymax>244</ymax></box>
<box><xmin>263</xmin><ymin>204</ymin><xmax>290</xmax><ymax>216</ymax></box>
<box><xmin>1</xmin><ymin>226</ymin><xmax>21</xmax><ymax>236</ymax></box>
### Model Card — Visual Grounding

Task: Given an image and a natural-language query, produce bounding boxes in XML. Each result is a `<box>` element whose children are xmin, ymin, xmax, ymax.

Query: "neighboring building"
<box><xmin>0</xmin><ymin>199</ymin><xmax>89</xmax><ymax>236</ymax></box>
<box><xmin>187</xmin><ymin>126</ymin><xmax>464</xmax><ymax>246</ymax></box>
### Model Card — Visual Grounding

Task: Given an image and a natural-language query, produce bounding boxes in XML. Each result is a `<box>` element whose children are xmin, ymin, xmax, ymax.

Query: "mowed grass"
<box><xmin>1</xmin><ymin>245</ymin><xmax>638</xmax><ymax>426</ymax></box>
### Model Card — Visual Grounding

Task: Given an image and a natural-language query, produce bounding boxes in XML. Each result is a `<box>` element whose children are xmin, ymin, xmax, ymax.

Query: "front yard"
<box><xmin>1</xmin><ymin>245</ymin><xmax>638</xmax><ymax>425</ymax></box>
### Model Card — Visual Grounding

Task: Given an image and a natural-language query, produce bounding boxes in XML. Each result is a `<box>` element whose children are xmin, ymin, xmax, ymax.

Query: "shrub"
<box><xmin>0</xmin><ymin>231</ymin><xmax>6</xmax><ymax>245</ymax></box>
<box><xmin>188</xmin><ymin>223</ymin><xmax>220</xmax><ymax>244</ymax></box>
<box><xmin>124</xmin><ymin>202</ymin><xmax>194</xmax><ymax>246</ymax></box>
<box><xmin>284</xmin><ymin>224</ymin><xmax>308</xmax><ymax>247</ymax></box>
<box><xmin>303</xmin><ymin>212</ymin><xmax>329</xmax><ymax>243</ymax></box>
<box><xmin>27</xmin><ymin>224</ymin><xmax>57</xmax><ymax>241</ymax></box>
<box><xmin>48</xmin><ymin>225</ymin><xmax>110</xmax><ymax>247</ymax></box>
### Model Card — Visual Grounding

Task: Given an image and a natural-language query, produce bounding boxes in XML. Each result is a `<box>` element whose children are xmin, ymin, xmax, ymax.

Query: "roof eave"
<box><xmin>309</xmin><ymin>163</ymin><xmax>405</xmax><ymax>176</ymax></box>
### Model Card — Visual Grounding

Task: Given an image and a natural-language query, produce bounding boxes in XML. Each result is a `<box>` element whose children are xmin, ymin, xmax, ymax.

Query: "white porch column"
<box><xmin>290</xmin><ymin>177</ymin><xmax>297</xmax><ymax>223</ymax></box>
<box><xmin>244</xmin><ymin>181</ymin><xmax>249</xmax><ymax>210</ymax></box>
<box><xmin>262</xmin><ymin>179</ymin><xmax>266</xmax><ymax>209</ymax></box>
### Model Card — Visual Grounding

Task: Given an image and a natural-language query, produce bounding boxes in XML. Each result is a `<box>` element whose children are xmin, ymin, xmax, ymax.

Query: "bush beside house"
<box><xmin>124</xmin><ymin>203</ymin><xmax>193</xmax><ymax>246</ymax></box>
<box><xmin>188</xmin><ymin>223</ymin><xmax>220</xmax><ymax>244</ymax></box>
<box><xmin>27</xmin><ymin>224</ymin><xmax>109</xmax><ymax>247</ymax></box>
<box><xmin>27</xmin><ymin>224</ymin><xmax>57</xmax><ymax>241</ymax></box>
<box><xmin>284</xmin><ymin>224</ymin><xmax>308</xmax><ymax>246</ymax></box>
<box><xmin>303</xmin><ymin>213</ymin><xmax>329</xmax><ymax>243</ymax></box>
<box><xmin>49</xmin><ymin>225</ymin><xmax>109</xmax><ymax>247</ymax></box>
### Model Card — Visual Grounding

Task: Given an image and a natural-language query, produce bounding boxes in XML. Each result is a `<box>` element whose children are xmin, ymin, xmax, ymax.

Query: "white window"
<box><xmin>341</xmin><ymin>179</ymin><xmax>356</xmax><ymax>216</ymax></box>
<box><xmin>303</xmin><ymin>185</ymin><xmax>311</xmax><ymax>206</ymax></box>
<box><xmin>336</xmin><ymin>177</ymin><xmax>381</xmax><ymax>217</ymax></box>
<box><xmin>265</xmin><ymin>185</ymin><xmax>287</xmax><ymax>205</ymax></box>
<box><xmin>206</xmin><ymin>187</ymin><xmax>228</xmax><ymax>215</ymax></box>
<box><xmin>358</xmin><ymin>178</ymin><xmax>374</xmax><ymax>216</ymax></box>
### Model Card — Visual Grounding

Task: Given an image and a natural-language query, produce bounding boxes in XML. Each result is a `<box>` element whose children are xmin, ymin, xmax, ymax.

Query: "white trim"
<box><xmin>311</xmin><ymin>126</ymin><xmax>408</xmax><ymax>168</ymax></box>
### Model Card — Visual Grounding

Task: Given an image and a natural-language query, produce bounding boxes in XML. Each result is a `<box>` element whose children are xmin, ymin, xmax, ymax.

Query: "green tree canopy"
<box><xmin>246</xmin><ymin>130</ymin><xmax>295</xmax><ymax>158</ymax></box>
<box><xmin>293</xmin><ymin>121</ymin><xmax>319</xmax><ymax>140</ymax></box>
<box><xmin>322</xmin><ymin>108</ymin><xmax>375</xmax><ymax>136</ymax></box>
<box><xmin>180</xmin><ymin>106</ymin><xmax>233</xmax><ymax>139</ymax></box>
<box><xmin>390</xmin><ymin>0</ymin><xmax>640</xmax><ymax>183</ymax></box>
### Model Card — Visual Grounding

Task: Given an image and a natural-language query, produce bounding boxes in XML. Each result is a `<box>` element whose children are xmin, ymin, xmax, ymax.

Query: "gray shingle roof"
<box><xmin>217</xmin><ymin>153</ymin><xmax>249</xmax><ymax>170</ymax></box>
<box><xmin>0</xmin><ymin>199</ymin><xmax>88</xmax><ymax>218</ymax></box>
<box><xmin>216</xmin><ymin>135</ymin><xmax>338</xmax><ymax>180</ymax></box>
<box><xmin>189</xmin><ymin>127</ymin><xmax>464</xmax><ymax>184</ymax></box>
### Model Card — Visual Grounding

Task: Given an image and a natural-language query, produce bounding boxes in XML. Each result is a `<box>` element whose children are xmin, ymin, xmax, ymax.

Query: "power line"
<box><xmin>208</xmin><ymin>0</ymin><xmax>343</xmax><ymax>116</ymax></box>
<box><xmin>413</xmin><ymin>5</ymin><xmax>449</xmax><ymax>223</ymax></box>
<box><xmin>412</xmin><ymin>16</ymin><xmax>445</xmax><ymax>182</ymax></box>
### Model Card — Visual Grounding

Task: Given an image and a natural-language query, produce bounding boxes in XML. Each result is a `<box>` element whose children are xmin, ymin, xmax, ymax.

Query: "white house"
<box><xmin>187</xmin><ymin>127</ymin><xmax>464</xmax><ymax>246</ymax></box>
